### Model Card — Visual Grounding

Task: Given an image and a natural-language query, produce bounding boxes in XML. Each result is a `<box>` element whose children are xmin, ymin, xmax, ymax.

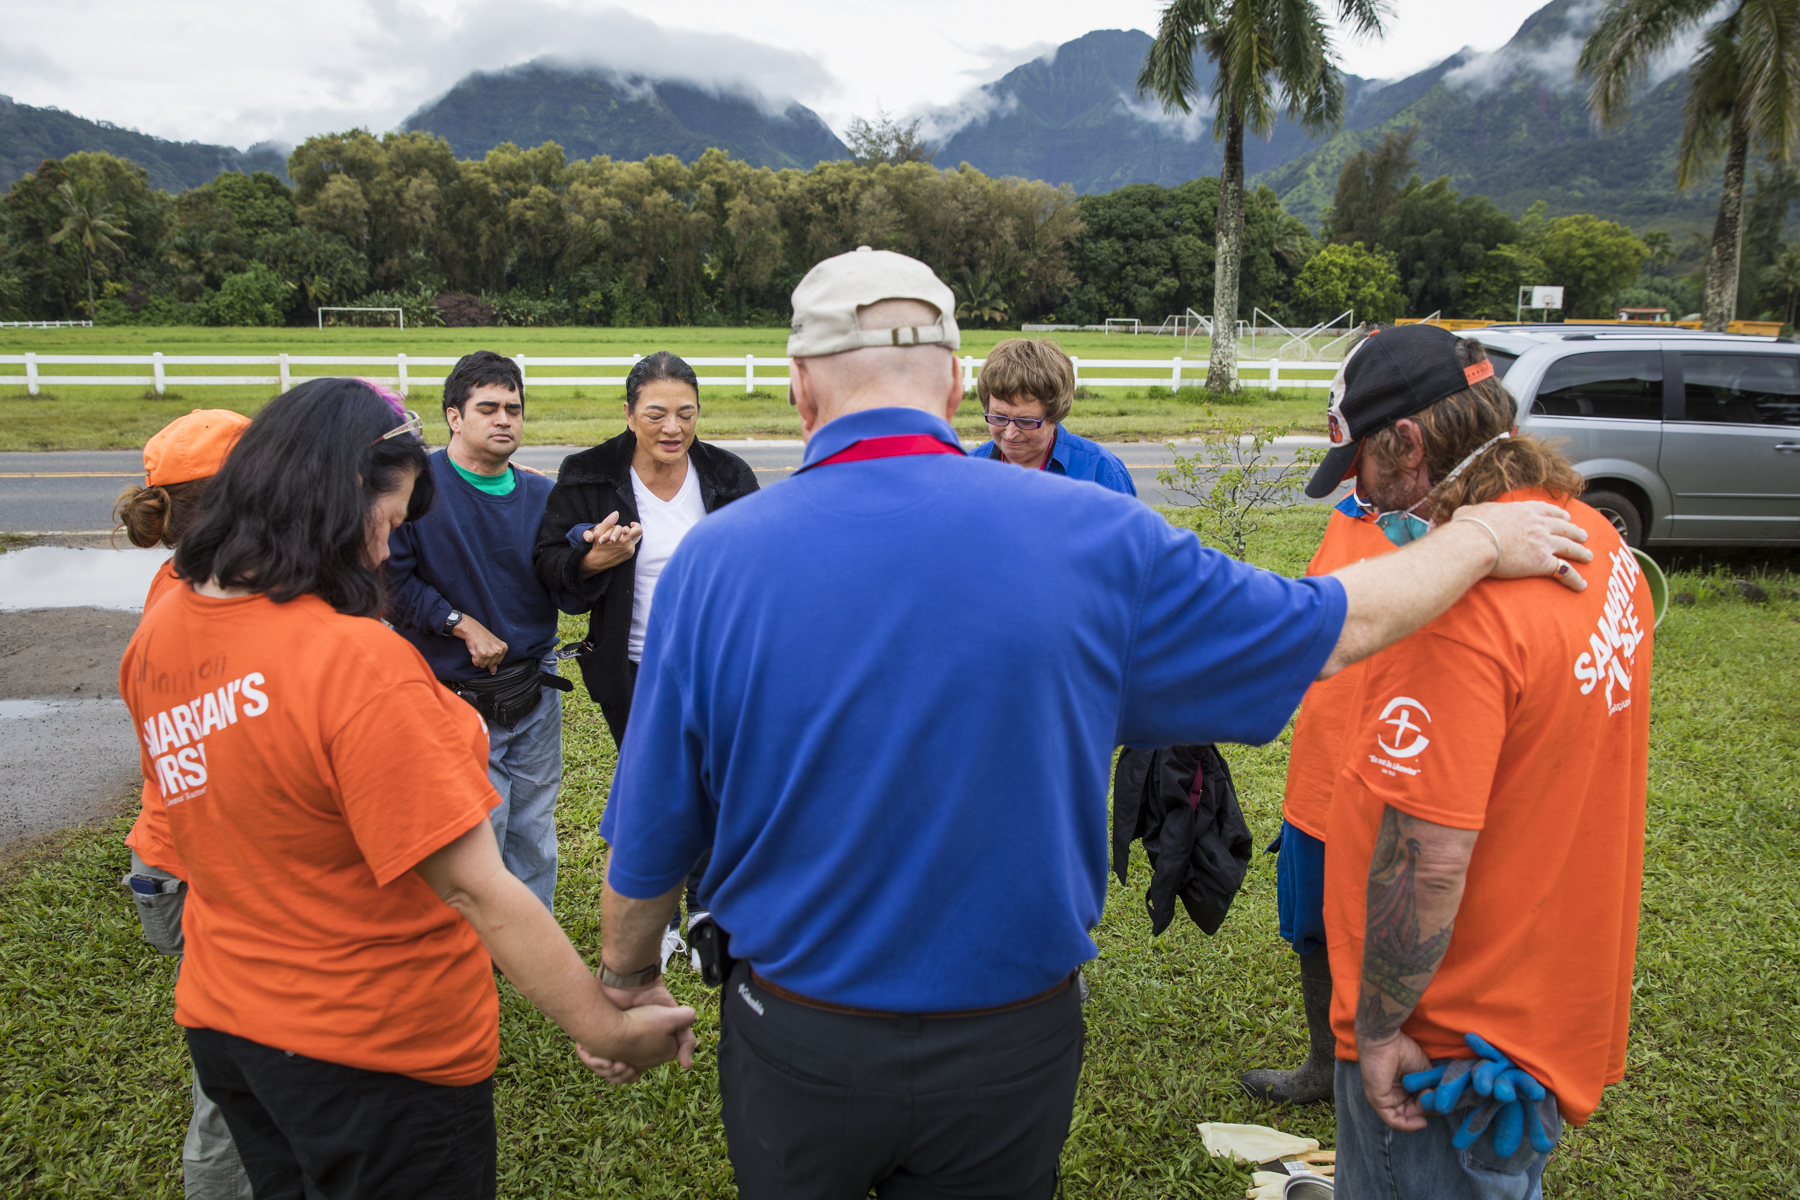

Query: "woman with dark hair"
<box><xmin>120</xmin><ymin>378</ymin><xmax>694</xmax><ymax>1200</ymax></box>
<box><xmin>532</xmin><ymin>352</ymin><xmax>758</xmax><ymax>960</ymax></box>
<box><xmin>114</xmin><ymin>407</ymin><xmax>256</xmax><ymax>1199</ymax></box>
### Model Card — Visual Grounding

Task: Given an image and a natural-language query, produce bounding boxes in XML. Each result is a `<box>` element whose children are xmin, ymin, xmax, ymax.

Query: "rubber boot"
<box><xmin>1239</xmin><ymin>946</ymin><xmax>1336</xmax><ymax>1104</ymax></box>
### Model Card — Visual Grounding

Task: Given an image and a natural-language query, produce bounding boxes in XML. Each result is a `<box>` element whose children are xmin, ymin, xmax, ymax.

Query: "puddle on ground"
<box><xmin>0</xmin><ymin>546</ymin><xmax>173</xmax><ymax>612</ymax></box>
<box><xmin>0</xmin><ymin>697</ymin><xmax>127</xmax><ymax>719</ymax></box>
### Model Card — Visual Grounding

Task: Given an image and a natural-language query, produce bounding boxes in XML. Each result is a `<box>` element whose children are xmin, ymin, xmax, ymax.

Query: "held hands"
<box><xmin>576</xmin><ymin>978</ymin><xmax>697</xmax><ymax>1084</ymax></box>
<box><xmin>452</xmin><ymin>615</ymin><xmax>508</xmax><ymax>674</ymax></box>
<box><xmin>577</xmin><ymin>511</ymin><xmax>644</xmax><ymax>578</ymax></box>
<box><xmin>1451</xmin><ymin>501</ymin><xmax>1593</xmax><ymax>592</ymax></box>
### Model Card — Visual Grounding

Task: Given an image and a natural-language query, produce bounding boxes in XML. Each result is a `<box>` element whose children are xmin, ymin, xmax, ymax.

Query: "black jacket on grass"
<box><xmin>533</xmin><ymin>430</ymin><xmax>759</xmax><ymax>745</ymax></box>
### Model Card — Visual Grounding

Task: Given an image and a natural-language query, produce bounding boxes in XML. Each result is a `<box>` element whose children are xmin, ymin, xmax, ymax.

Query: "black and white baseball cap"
<box><xmin>1304</xmin><ymin>323</ymin><xmax>1497</xmax><ymax>498</ymax></box>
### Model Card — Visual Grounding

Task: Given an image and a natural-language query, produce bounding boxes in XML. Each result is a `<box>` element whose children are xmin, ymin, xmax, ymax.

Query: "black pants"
<box><xmin>718</xmin><ymin>961</ymin><xmax>1083</xmax><ymax>1200</ymax></box>
<box><xmin>187</xmin><ymin>1027</ymin><xmax>496</xmax><ymax>1200</ymax></box>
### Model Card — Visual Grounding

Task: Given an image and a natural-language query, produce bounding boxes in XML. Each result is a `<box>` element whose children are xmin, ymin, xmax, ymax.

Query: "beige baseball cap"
<box><xmin>787</xmin><ymin>246</ymin><xmax>961</xmax><ymax>358</ymax></box>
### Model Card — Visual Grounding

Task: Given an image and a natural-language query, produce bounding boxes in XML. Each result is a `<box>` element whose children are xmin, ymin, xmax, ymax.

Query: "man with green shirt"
<box><xmin>383</xmin><ymin>351</ymin><xmax>567</xmax><ymax>908</ymax></box>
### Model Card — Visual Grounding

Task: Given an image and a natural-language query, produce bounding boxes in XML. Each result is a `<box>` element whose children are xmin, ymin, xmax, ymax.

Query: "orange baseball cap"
<box><xmin>143</xmin><ymin>408</ymin><xmax>252</xmax><ymax>486</ymax></box>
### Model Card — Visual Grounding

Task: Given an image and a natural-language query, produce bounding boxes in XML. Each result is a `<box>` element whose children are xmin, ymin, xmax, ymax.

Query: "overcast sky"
<box><xmin>2</xmin><ymin>0</ymin><xmax>1554</xmax><ymax>150</ymax></box>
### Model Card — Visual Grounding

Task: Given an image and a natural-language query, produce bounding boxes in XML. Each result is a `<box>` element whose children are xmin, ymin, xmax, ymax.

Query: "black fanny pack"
<box><xmin>688</xmin><ymin>914</ymin><xmax>735</xmax><ymax>988</ymax></box>
<box><xmin>442</xmin><ymin>657</ymin><xmax>573</xmax><ymax>729</ymax></box>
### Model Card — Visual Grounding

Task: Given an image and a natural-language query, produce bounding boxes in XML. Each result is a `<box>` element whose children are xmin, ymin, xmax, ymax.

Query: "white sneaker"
<box><xmin>659</xmin><ymin>925</ymin><xmax>687</xmax><ymax>972</ymax></box>
<box><xmin>687</xmin><ymin>911</ymin><xmax>710</xmax><ymax>971</ymax></box>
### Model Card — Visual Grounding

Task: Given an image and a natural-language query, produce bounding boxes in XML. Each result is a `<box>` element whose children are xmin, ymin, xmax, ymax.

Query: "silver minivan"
<box><xmin>1466</xmin><ymin>326</ymin><xmax>1800</xmax><ymax>547</ymax></box>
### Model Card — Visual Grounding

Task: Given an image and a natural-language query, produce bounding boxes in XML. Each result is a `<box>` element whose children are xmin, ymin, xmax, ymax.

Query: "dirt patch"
<box><xmin>0</xmin><ymin>607</ymin><xmax>140</xmax><ymax>700</ymax></box>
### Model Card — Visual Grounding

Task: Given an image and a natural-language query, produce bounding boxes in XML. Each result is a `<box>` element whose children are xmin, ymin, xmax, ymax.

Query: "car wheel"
<box><xmin>1583</xmin><ymin>488</ymin><xmax>1644</xmax><ymax>548</ymax></box>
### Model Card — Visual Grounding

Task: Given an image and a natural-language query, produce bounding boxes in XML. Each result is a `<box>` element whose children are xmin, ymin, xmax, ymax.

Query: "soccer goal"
<box><xmin>318</xmin><ymin>306</ymin><xmax>405</xmax><ymax>330</ymax></box>
<box><xmin>1103</xmin><ymin>318</ymin><xmax>1140</xmax><ymax>335</ymax></box>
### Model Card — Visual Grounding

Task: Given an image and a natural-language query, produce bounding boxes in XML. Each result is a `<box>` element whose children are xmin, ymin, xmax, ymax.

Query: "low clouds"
<box><xmin>386</xmin><ymin>2</ymin><xmax>839</xmax><ymax>118</ymax></box>
<box><xmin>1443</xmin><ymin>9</ymin><xmax>1596</xmax><ymax>96</ymax></box>
<box><xmin>1118</xmin><ymin>89</ymin><xmax>1215</xmax><ymax>142</ymax></box>
<box><xmin>916</xmin><ymin>90</ymin><xmax>1020</xmax><ymax>145</ymax></box>
<box><xmin>0</xmin><ymin>0</ymin><xmax>1574</xmax><ymax>154</ymax></box>
<box><xmin>1440</xmin><ymin>0</ymin><xmax>1693</xmax><ymax>98</ymax></box>
<box><xmin>0</xmin><ymin>0</ymin><xmax>839</xmax><ymax>148</ymax></box>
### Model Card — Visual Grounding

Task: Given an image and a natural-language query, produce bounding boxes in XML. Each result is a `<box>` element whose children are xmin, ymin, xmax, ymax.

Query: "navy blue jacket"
<box><xmin>385</xmin><ymin>450</ymin><xmax>558</xmax><ymax>683</ymax></box>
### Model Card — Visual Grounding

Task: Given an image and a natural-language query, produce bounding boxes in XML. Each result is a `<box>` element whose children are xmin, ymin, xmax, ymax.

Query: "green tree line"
<box><xmin>1307</xmin><ymin>124</ymin><xmax>1800</xmax><ymax>325</ymax></box>
<box><xmin>1</xmin><ymin>132</ymin><xmax>1310</xmax><ymax>330</ymax></box>
<box><xmin>5</xmin><ymin>125</ymin><xmax>1764</xmax><ymax>331</ymax></box>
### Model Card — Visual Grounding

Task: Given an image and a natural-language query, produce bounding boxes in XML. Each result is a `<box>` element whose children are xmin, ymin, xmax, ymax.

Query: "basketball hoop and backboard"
<box><xmin>1516</xmin><ymin>286</ymin><xmax>1564</xmax><ymax>321</ymax></box>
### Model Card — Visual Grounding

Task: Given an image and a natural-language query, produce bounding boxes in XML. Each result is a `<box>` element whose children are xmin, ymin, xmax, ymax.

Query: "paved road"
<box><xmin>0</xmin><ymin>607</ymin><xmax>146</xmax><ymax>848</ymax></box>
<box><xmin>0</xmin><ymin>698</ymin><xmax>141</xmax><ymax>845</ymax></box>
<box><xmin>2</xmin><ymin>439</ymin><xmax>1333</xmax><ymax>532</ymax></box>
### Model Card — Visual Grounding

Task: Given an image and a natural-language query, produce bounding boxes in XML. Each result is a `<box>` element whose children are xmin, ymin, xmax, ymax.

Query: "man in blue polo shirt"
<box><xmin>967</xmin><ymin>336</ymin><xmax>1137</xmax><ymax>495</ymax></box>
<box><xmin>587</xmin><ymin>249</ymin><xmax>1593</xmax><ymax>1199</ymax></box>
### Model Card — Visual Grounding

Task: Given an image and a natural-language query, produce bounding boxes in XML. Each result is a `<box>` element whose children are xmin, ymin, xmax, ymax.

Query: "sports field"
<box><xmin>0</xmin><ymin>327</ymin><xmax>1339</xmax><ymax>451</ymax></box>
<box><xmin>1</xmin><ymin>509</ymin><xmax>1795</xmax><ymax>1198</ymax></box>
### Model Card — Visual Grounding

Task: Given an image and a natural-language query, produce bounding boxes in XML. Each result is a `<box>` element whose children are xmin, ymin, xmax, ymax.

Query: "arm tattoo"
<box><xmin>1356</xmin><ymin>806</ymin><xmax>1457</xmax><ymax>1043</ymax></box>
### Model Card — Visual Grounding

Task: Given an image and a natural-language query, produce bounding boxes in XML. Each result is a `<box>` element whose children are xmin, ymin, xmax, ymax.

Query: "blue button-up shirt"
<box><xmin>603</xmin><ymin>405</ymin><xmax>1344</xmax><ymax>1010</ymax></box>
<box><xmin>968</xmin><ymin>426</ymin><xmax>1138</xmax><ymax>496</ymax></box>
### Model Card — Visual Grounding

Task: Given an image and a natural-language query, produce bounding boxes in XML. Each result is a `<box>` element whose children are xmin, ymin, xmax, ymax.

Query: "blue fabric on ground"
<box><xmin>1272</xmin><ymin>819</ymin><xmax>1328</xmax><ymax>956</ymax></box>
<box><xmin>384</xmin><ymin>450</ymin><xmax>558</xmax><ymax>683</ymax></box>
<box><xmin>603</xmin><ymin>406</ymin><xmax>1344</xmax><ymax>1011</ymax></box>
<box><xmin>967</xmin><ymin>426</ymin><xmax>1138</xmax><ymax>496</ymax></box>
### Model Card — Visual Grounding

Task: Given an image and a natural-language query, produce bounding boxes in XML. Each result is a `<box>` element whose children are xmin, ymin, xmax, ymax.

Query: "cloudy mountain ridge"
<box><xmin>0</xmin><ymin>96</ymin><xmax>288</xmax><ymax>192</ymax></box>
<box><xmin>1257</xmin><ymin>0</ymin><xmax>1718</xmax><ymax>228</ymax></box>
<box><xmin>399</xmin><ymin>61</ymin><xmax>849</xmax><ymax>171</ymax></box>
<box><xmin>930</xmin><ymin>29</ymin><xmax>1385</xmax><ymax>194</ymax></box>
<box><xmin>0</xmin><ymin>0</ymin><xmax>1724</xmax><ymax>231</ymax></box>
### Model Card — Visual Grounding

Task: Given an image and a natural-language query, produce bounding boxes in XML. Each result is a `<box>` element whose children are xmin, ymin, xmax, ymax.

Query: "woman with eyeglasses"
<box><xmin>533</xmin><ymin>352</ymin><xmax>758</xmax><ymax>965</ymax></box>
<box><xmin>966</xmin><ymin>338</ymin><xmax>1138</xmax><ymax>496</ymax></box>
<box><xmin>119</xmin><ymin>379</ymin><xmax>694</xmax><ymax>1200</ymax></box>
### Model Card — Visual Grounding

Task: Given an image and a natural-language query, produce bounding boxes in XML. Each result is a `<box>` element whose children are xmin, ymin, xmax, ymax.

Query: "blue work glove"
<box><xmin>1401</xmin><ymin>1064</ymin><xmax>1446</xmax><ymax>1093</ymax></box>
<box><xmin>1523</xmin><ymin>1095</ymin><xmax>1556</xmax><ymax>1153</ymax></box>
<box><xmin>1402</xmin><ymin>1033</ymin><xmax>1558</xmax><ymax>1157</ymax></box>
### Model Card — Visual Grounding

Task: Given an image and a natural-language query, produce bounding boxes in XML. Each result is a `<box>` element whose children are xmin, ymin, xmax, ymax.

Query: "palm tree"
<box><xmin>48</xmin><ymin>179</ymin><xmax>130</xmax><ymax>320</ymax></box>
<box><xmin>1765</xmin><ymin>243</ymin><xmax>1800</xmax><ymax>330</ymax></box>
<box><xmin>1641</xmin><ymin>230</ymin><xmax>1673</xmax><ymax>287</ymax></box>
<box><xmin>1579</xmin><ymin>0</ymin><xmax>1800</xmax><ymax>331</ymax></box>
<box><xmin>1139</xmin><ymin>0</ymin><xmax>1386</xmax><ymax>390</ymax></box>
<box><xmin>952</xmin><ymin>265</ymin><xmax>1010</xmax><ymax>328</ymax></box>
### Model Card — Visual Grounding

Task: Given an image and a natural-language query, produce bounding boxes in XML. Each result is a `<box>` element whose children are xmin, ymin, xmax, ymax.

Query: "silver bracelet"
<box><xmin>1453</xmin><ymin>515</ymin><xmax>1502</xmax><ymax>572</ymax></box>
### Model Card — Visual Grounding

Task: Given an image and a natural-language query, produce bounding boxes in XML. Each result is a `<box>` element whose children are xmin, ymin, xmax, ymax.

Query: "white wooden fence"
<box><xmin>0</xmin><ymin>353</ymin><xmax>1336</xmax><ymax>396</ymax></box>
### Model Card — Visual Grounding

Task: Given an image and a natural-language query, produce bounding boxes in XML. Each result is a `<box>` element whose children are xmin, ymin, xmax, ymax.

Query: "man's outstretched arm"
<box><xmin>1321</xmin><ymin>501</ymin><xmax>1590</xmax><ymax>678</ymax></box>
<box><xmin>1355</xmin><ymin>805</ymin><xmax>1479</xmax><ymax>1130</ymax></box>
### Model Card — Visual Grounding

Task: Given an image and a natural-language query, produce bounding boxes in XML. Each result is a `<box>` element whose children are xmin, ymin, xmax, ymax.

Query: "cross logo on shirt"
<box><xmin>1377</xmin><ymin>696</ymin><xmax>1432</xmax><ymax>760</ymax></box>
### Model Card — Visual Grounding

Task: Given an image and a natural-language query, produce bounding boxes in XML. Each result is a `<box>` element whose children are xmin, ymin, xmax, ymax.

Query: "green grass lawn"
<box><xmin>0</xmin><ymin>326</ymin><xmax>1333</xmax><ymax>451</ymax></box>
<box><xmin>2</xmin><ymin>510</ymin><xmax>1795</xmax><ymax>1197</ymax></box>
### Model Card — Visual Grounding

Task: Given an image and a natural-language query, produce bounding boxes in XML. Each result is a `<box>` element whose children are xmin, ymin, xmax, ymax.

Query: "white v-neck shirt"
<box><xmin>628</xmin><ymin>461</ymin><xmax>707</xmax><ymax>663</ymax></box>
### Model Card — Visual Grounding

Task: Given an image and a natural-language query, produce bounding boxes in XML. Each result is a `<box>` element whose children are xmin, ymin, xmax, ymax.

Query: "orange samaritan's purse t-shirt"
<box><xmin>119</xmin><ymin>587</ymin><xmax>503</xmax><ymax>1086</ymax></box>
<box><xmin>1281</xmin><ymin>504</ymin><xmax>1397</xmax><ymax>840</ymax></box>
<box><xmin>1323</xmin><ymin>490</ymin><xmax>1653</xmax><ymax>1125</ymax></box>
<box><xmin>125</xmin><ymin>559</ymin><xmax>188</xmax><ymax>876</ymax></box>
